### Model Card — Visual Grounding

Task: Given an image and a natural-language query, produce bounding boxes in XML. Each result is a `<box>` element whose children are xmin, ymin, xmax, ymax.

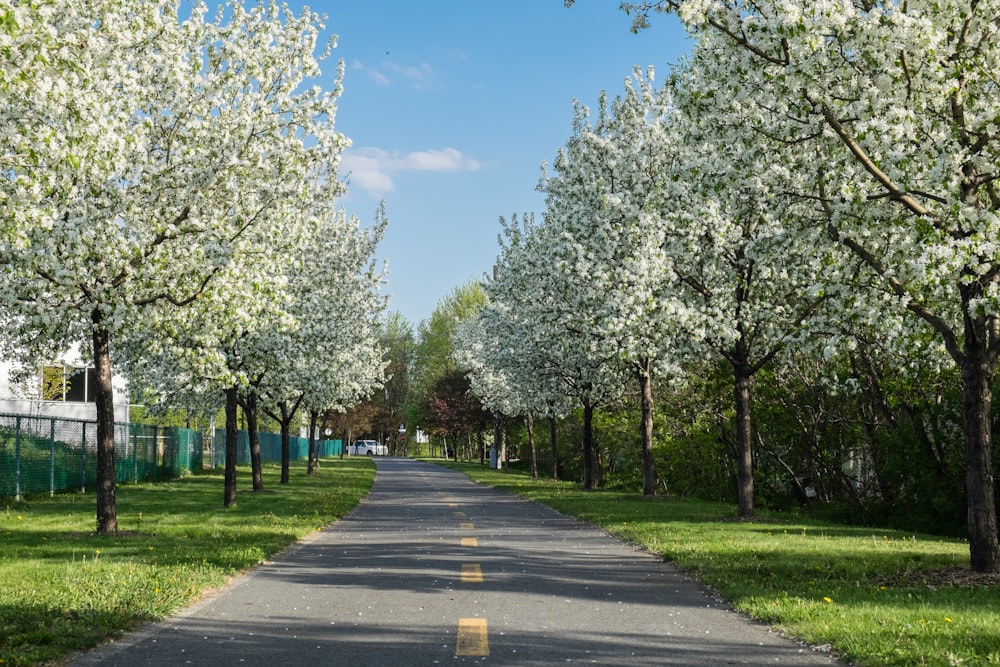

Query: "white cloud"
<box><xmin>349</xmin><ymin>59</ymin><xmax>438</xmax><ymax>90</ymax></box>
<box><xmin>384</xmin><ymin>61</ymin><xmax>437</xmax><ymax>89</ymax></box>
<box><xmin>341</xmin><ymin>147</ymin><xmax>482</xmax><ymax>196</ymax></box>
<box><xmin>350</xmin><ymin>59</ymin><xmax>389</xmax><ymax>86</ymax></box>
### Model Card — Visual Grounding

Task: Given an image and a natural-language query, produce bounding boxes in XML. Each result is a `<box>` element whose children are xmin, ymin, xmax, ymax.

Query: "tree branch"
<box><xmin>131</xmin><ymin>265</ymin><xmax>220</xmax><ymax>307</ymax></box>
<box><xmin>813</xmin><ymin>99</ymin><xmax>946</xmax><ymax>225</ymax></box>
<box><xmin>817</xmin><ymin>174</ymin><xmax>963</xmax><ymax>364</ymax></box>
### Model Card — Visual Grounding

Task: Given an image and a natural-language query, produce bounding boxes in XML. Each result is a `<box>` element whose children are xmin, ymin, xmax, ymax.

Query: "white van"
<box><xmin>350</xmin><ymin>439</ymin><xmax>388</xmax><ymax>456</ymax></box>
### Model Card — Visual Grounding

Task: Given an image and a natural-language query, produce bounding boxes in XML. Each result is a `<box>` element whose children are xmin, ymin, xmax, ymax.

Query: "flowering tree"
<box><xmin>592</xmin><ymin>0</ymin><xmax>1000</xmax><ymax>572</ymax></box>
<box><xmin>130</xmin><ymin>204</ymin><xmax>386</xmax><ymax>503</ymax></box>
<box><xmin>0</xmin><ymin>0</ymin><xmax>346</xmax><ymax>531</ymax></box>
<box><xmin>538</xmin><ymin>73</ymin><xmax>687</xmax><ymax>495</ymax></box>
<box><xmin>662</xmin><ymin>47</ymin><xmax>839</xmax><ymax>518</ymax></box>
<box><xmin>454</xmin><ymin>231</ymin><xmax>575</xmax><ymax>477</ymax></box>
<box><xmin>256</xmin><ymin>207</ymin><xmax>388</xmax><ymax>484</ymax></box>
<box><xmin>484</xmin><ymin>204</ymin><xmax>631</xmax><ymax>489</ymax></box>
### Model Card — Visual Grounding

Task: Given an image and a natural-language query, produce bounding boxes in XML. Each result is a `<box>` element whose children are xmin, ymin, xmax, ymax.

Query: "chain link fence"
<box><xmin>0</xmin><ymin>404</ymin><xmax>348</xmax><ymax>499</ymax></box>
<box><xmin>0</xmin><ymin>413</ymin><xmax>203</xmax><ymax>500</ymax></box>
<box><xmin>208</xmin><ymin>430</ymin><xmax>342</xmax><ymax>467</ymax></box>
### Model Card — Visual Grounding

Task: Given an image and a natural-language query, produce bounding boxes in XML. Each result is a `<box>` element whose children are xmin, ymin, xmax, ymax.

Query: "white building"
<box><xmin>0</xmin><ymin>348</ymin><xmax>129</xmax><ymax>423</ymax></box>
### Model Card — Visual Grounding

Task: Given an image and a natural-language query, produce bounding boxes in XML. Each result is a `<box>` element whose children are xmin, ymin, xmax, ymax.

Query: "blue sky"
<box><xmin>300</xmin><ymin>1</ymin><xmax>692</xmax><ymax>326</ymax></box>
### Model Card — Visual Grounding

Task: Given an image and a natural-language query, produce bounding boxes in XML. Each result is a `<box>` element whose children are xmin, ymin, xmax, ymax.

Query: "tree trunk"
<box><xmin>500</xmin><ymin>418</ymin><xmax>507</xmax><ymax>467</ymax></box>
<box><xmin>307</xmin><ymin>409</ymin><xmax>320</xmax><ymax>474</ymax></box>
<box><xmin>244</xmin><ymin>393</ymin><xmax>264</xmax><ymax>492</ymax></box>
<box><xmin>272</xmin><ymin>395</ymin><xmax>304</xmax><ymax>484</ymax></box>
<box><xmin>582</xmin><ymin>399</ymin><xmax>595</xmax><ymax>490</ymax></box>
<box><xmin>279</xmin><ymin>401</ymin><xmax>291</xmax><ymax>484</ymax></box>
<box><xmin>224</xmin><ymin>387</ymin><xmax>238</xmax><ymax>508</ymax></box>
<box><xmin>527</xmin><ymin>413</ymin><xmax>538</xmax><ymax>479</ymax></box>
<box><xmin>638</xmin><ymin>358</ymin><xmax>655</xmax><ymax>496</ymax></box>
<box><xmin>491</xmin><ymin>414</ymin><xmax>500</xmax><ymax>468</ymax></box>
<box><xmin>734</xmin><ymin>362</ymin><xmax>754</xmax><ymax>518</ymax></box>
<box><xmin>550</xmin><ymin>413</ymin><xmax>558</xmax><ymax>481</ymax></box>
<box><xmin>961</xmin><ymin>313</ymin><xmax>1000</xmax><ymax>573</ymax></box>
<box><xmin>92</xmin><ymin>321</ymin><xmax>117</xmax><ymax>534</ymax></box>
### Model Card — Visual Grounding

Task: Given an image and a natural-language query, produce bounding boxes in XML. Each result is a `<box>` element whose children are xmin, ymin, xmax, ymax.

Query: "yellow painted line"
<box><xmin>461</xmin><ymin>563</ymin><xmax>483</xmax><ymax>583</ymax></box>
<box><xmin>461</xmin><ymin>537</ymin><xmax>478</xmax><ymax>547</ymax></box>
<box><xmin>448</xmin><ymin>502</ymin><xmax>458</xmax><ymax>507</ymax></box>
<box><xmin>453</xmin><ymin>511</ymin><xmax>466</xmax><ymax>517</ymax></box>
<box><xmin>459</xmin><ymin>522</ymin><xmax>474</xmax><ymax>530</ymax></box>
<box><xmin>456</xmin><ymin>618</ymin><xmax>489</xmax><ymax>656</ymax></box>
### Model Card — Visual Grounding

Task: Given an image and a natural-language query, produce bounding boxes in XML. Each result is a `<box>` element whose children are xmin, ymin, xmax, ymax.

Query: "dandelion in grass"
<box><xmin>824</xmin><ymin>597</ymin><xmax>832</xmax><ymax>603</ymax></box>
<box><xmin>945</xmin><ymin>617</ymin><xmax>953</xmax><ymax>623</ymax></box>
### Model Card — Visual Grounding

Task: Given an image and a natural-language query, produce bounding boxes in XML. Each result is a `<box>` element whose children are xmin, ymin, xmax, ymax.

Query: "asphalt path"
<box><xmin>70</xmin><ymin>458</ymin><xmax>844</xmax><ymax>666</ymax></box>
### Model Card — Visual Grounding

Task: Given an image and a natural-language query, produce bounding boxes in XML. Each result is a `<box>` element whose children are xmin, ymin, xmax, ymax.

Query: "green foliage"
<box><xmin>0</xmin><ymin>428</ymin><xmax>95</xmax><ymax>498</ymax></box>
<box><xmin>748</xmin><ymin>346</ymin><xmax>973</xmax><ymax>536</ymax></box>
<box><xmin>129</xmin><ymin>404</ymin><xmax>210</xmax><ymax>430</ymax></box>
<box><xmin>446</xmin><ymin>461</ymin><xmax>1000</xmax><ymax>667</ymax></box>
<box><xmin>0</xmin><ymin>459</ymin><xmax>374</xmax><ymax>666</ymax></box>
<box><xmin>39</xmin><ymin>366</ymin><xmax>63</xmax><ymax>401</ymax></box>
<box><xmin>372</xmin><ymin>312</ymin><xmax>415</xmax><ymax>440</ymax></box>
<box><xmin>411</xmin><ymin>280</ymin><xmax>488</xmax><ymax>422</ymax></box>
<box><xmin>446</xmin><ymin>326</ymin><xmax>988</xmax><ymax>539</ymax></box>
<box><xmin>654</xmin><ymin>361</ymin><xmax>735</xmax><ymax>501</ymax></box>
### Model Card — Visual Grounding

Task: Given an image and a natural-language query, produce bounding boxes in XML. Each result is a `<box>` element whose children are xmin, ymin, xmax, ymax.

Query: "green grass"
<box><xmin>6</xmin><ymin>455</ymin><xmax>1000</xmax><ymax>667</ymax></box>
<box><xmin>441</xmin><ymin>461</ymin><xmax>1000</xmax><ymax>667</ymax></box>
<box><xmin>0</xmin><ymin>458</ymin><xmax>375</xmax><ymax>667</ymax></box>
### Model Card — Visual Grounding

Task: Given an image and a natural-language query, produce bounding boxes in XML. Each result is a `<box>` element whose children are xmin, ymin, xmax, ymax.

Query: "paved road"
<box><xmin>71</xmin><ymin>458</ymin><xmax>843</xmax><ymax>666</ymax></box>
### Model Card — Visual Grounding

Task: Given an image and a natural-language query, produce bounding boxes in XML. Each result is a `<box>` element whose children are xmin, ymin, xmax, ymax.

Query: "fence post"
<box><xmin>209</xmin><ymin>415</ymin><xmax>216</xmax><ymax>467</ymax></box>
<box><xmin>154</xmin><ymin>425</ymin><xmax>161</xmax><ymax>478</ymax></box>
<box><xmin>132</xmin><ymin>425</ymin><xmax>138</xmax><ymax>482</ymax></box>
<box><xmin>81</xmin><ymin>421</ymin><xmax>87</xmax><ymax>493</ymax></box>
<box><xmin>49</xmin><ymin>418</ymin><xmax>56</xmax><ymax>497</ymax></box>
<box><xmin>14</xmin><ymin>416</ymin><xmax>21</xmax><ymax>501</ymax></box>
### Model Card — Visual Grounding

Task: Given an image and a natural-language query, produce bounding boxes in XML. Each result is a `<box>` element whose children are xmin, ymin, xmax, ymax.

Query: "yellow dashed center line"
<box><xmin>461</xmin><ymin>537</ymin><xmax>478</xmax><ymax>547</ymax></box>
<box><xmin>456</xmin><ymin>618</ymin><xmax>489</xmax><ymax>656</ymax></box>
<box><xmin>459</xmin><ymin>522</ymin><xmax>474</xmax><ymax>530</ymax></box>
<box><xmin>453</xmin><ymin>511</ymin><xmax>466</xmax><ymax>518</ymax></box>
<box><xmin>460</xmin><ymin>563</ymin><xmax>483</xmax><ymax>583</ymax></box>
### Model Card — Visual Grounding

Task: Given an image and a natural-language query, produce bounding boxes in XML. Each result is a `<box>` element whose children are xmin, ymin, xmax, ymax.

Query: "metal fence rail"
<box><xmin>0</xmin><ymin>413</ymin><xmax>202</xmax><ymax>500</ymax></box>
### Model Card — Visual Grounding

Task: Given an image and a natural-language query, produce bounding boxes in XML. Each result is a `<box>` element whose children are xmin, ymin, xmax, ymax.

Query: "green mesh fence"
<box><xmin>209</xmin><ymin>429</ymin><xmax>342</xmax><ymax>466</ymax></box>
<box><xmin>0</xmin><ymin>414</ymin><xmax>204</xmax><ymax>499</ymax></box>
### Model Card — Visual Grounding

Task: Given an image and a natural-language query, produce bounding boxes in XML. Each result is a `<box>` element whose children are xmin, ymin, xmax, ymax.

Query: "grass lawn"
<box><xmin>5</xmin><ymin>455</ymin><xmax>1000</xmax><ymax>667</ymax></box>
<box><xmin>0</xmin><ymin>458</ymin><xmax>374</xmax><ymax>667</ymax></box>
<box><xmin>440</xmin><ymin>461</ymin><xmax>1000</xmax><ymax>667</ymax></box>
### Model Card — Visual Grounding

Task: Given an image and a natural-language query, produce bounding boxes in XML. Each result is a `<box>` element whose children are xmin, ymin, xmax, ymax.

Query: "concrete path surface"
<box><xmin>70</xmin><ymin>458</ymin><xmax>844</xmax><ymax>666</ymax></box>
